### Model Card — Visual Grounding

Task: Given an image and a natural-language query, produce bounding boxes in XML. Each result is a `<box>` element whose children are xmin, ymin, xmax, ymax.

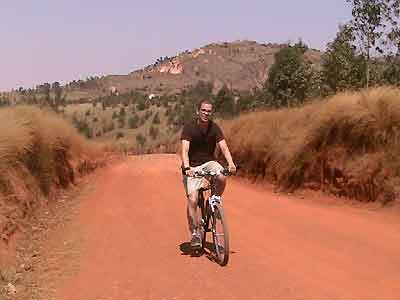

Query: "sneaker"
<box><xmin>190</xmin><ymin>233</ymin><xmax>202</xmax><ymax>249</ymax></box>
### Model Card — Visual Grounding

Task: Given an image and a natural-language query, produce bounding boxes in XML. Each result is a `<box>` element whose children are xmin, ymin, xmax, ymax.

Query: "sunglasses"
<box><xmin>200</xmin><ymin>109</ymin><xmax>212</xmax><ymax>113</ymax></box>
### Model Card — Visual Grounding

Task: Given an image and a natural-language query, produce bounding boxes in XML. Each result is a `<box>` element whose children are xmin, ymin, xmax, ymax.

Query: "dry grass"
<box><xmin>222</xmin><ymin>87</ymin><xmax>400</xmax><ymax>203</ymax></box>
<box><xmin>0</xmin><ymin>106</ymin><xmax>102</xmax><ymax>241</ymax></box>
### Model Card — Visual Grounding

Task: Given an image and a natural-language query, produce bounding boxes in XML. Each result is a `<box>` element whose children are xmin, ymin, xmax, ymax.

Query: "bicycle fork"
<box><xmin>208</xmin><ymin>195</ymin><xmax>222</xmax><ymax>213</ymax></box>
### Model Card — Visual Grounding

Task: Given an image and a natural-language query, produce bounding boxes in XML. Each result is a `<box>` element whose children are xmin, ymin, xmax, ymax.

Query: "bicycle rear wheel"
<box><xmin>211</xmin><ymin>203</ymin><xmax>229</xmax><ymax>266</ymax></box>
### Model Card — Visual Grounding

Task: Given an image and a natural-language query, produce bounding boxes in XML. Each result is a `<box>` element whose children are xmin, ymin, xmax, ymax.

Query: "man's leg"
<box><xmin>186</xmin><ymin>190</ymin><xmax>200</xmax><ymax>234</ymax></box>
<box><xmin>203</xmin><ymin>161</ymin><xmax>226</xmax><ymax>197</ymax></box>
<box><xmin>183</xmin><ymin>172</ymin><xmax>204</xmax><ymax>248</ymax></box>
<box><xmin>213</xmin><ymin>175</ymin><xmax>227</xmax><ymax>196</ymax></box>
<box><xmin>187</xmin><ymin>190</ymin><xmax>202</xmax><ymax>247</ymax></box>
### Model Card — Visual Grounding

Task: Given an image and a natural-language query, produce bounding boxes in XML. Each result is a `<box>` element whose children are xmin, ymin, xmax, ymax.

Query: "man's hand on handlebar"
<box><xmin>228</xmin><ymin>162</ymin><xmax>237</xmax><ymax>174</ymax></box>
<box><xmin>185</xmin><ymin>167</ymin><xmax>195</xmax><ymax>177</ymax></box>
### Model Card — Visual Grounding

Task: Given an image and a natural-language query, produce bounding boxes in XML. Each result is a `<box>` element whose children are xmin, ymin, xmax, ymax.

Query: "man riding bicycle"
<box><xmin>181</xmin><ymin>99</ymin><xmax>236</xmax><ymax>248</ymax></box>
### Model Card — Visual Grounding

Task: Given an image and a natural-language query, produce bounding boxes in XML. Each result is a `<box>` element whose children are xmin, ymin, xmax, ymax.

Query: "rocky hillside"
<box><xmin>2</xmin><ymin>40</ymin><xmax>322</xmax><ymax>103</ymax></box>
<box><xmin>83</xmin><ymin>40</ymin><xmax>321</xmax><ymax>99</ymax></box>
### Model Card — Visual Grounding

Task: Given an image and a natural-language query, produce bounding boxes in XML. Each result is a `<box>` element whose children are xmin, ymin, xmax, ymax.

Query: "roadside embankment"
<box><xmin>0</xmin><ymin>106</ymin><xmax>106</xmax><ymax>244</ymax></box>
<box><xmin>222</xmin><ymin>87</ymin><xmax>400</xmax><ymax>203</ymax></box>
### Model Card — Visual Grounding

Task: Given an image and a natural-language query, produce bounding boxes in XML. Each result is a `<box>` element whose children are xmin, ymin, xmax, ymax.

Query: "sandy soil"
<box><xmin>6</xmin><ymin>154</ymin><xmax>400</xmax><ymax>300</ymax></box>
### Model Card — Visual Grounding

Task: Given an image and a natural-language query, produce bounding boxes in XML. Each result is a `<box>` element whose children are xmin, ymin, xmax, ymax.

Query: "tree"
<box><xmin>190</xmin><ymin>81</ymin><xmax>213</xmax><ymax>99</ymax></box>
<box><xmin>266</xmin><ymin>42</ymin><xmax>314</xmax><ymax>106</ymax></box>
<box><xmin>149</xmin><ymin>126</ymin><xmax>159</xmax><ymax>140</ymax></box>
<box><xmin>0</xmin><ymin>96</ymin><xmax>10</xmax><ymax>107</ymax></box>
<box><xmin>40</xmin><ymin>82</ymin><xmax>51</xmax><ymax>106</ymax></box>
<box><xmin>176</xmin><ymin>101</ymin><xmax>196</xmax><ymax>125</ymax></box>
<box><xmin>383</xmin><ymin>0</ymin><xmax>400</xmax><ymax>54</ymax></box>
<box><xmin>137</xmin><ymin>98</ymin><xmax>147</xmax><ymax>111</ymax></box>
<box><xmin>346</xmin><ymin>0</ymin><xmax>389</xmax><ymax>87</ymax></box>
<box><xmin>321</xmin><ymin>24</ymin><xmax>364</xmax><ymax>93</ymax></box>
<box><xmin>143</xmin><ymin>110</ymin><xmax>153</xmax><ymax>121</ymax></box>
<box><xmin>152</xmin><ymin>112</ymin><xmax>161</xmax><ymax>124</ymax></box>
<box><xmin>52</xmin><ymin>81</ymin><xmax>62</xmax><ymax>108</ymax></box>
<box><xmin>136</xmin><ymin>133</ymin><xmax>146</xmax><ymax>148</ymax></box>
<box><xmin>128</xmin><ymin>114</ymin><xmax>140</xmax><ymax>129</ymax></box>
<box><xmin>120</xmin><ymin>107</ymin><xmax>126</xmax><ymax>116</ymax></box>
<box><xmin>118</xmin><ymin>114</ymin><xmax>126</xmax><ymax>128</ymax></box>
<box><xmin>236</xmin><ymin>90</ymin><xmax>268</xmax><ymax>111</ymax></box>
<box><xmin>382</xmin><ymin>55</ymin><xmax>400</xmax><ymax>85</ymax></box>
<box><xmin>214</xmin><ymin>85</ymin><xmax>236</xmax><ymax>117</ymax></box>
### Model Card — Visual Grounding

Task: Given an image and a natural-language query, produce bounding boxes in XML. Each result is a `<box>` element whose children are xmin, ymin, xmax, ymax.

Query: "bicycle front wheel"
<box><xmin>211</xmin><ymin>203</ymin><xmax>229</xmax><ymax>266</ymax></box>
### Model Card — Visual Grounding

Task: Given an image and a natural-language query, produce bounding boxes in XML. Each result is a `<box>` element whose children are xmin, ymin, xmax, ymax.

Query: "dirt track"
<box><xmin>54</xmin><ymin>154</ymin><xmax>400</xmax><ymax>300</ymax></box>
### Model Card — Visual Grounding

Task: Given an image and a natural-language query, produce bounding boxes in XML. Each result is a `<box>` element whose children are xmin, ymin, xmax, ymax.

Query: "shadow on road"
<box><xmin>179</xmin><ymin>241</ymin><xmax>214</xmax><ymax>259</ymax></box>
<box><xmin>179</xmin><ymin>241</ymin><xmax>237</xmax><ymax>266</ymax></box>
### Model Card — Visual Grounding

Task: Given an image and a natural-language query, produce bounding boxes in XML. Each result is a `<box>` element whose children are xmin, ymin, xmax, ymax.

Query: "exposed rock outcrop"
<box><xmin>158</xmin><ymin>59</ymin><xmax>184</xmax><ymax>75</ymax></box>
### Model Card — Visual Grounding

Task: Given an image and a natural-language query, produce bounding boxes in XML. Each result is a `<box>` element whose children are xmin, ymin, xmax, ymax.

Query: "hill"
<box><xmin>2</xmin><ymin>40</ymin><xmax>322</xmax><ymax>103</ymax></box>
<box><xmin>0</xmin><ymin>40</ymin><xmax>323</xmax><ymax>155</ymax></box>
<box><xmin>69</xmin><ymin>40</ymin><xmax>321</xmax><ymax>101</ymax></box>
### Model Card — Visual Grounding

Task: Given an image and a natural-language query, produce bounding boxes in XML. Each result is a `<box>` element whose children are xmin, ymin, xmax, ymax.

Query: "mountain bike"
<box><xmin>195</xmin><ymin>169</ymin><xmax>231</xmax><ymax>266</ymax></box>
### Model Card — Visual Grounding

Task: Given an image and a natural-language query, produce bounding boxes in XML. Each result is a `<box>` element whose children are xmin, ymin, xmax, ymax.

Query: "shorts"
<box><xmin>182</xmin><ymin>161</ymin><xmax>224</xmax><ymax>196</ymax></box>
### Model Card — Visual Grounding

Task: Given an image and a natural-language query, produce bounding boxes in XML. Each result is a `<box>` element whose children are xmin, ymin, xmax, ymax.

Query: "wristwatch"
<box><xmin>183</xmin><ymin>166</ymin><xmax>190</xmax><ymax>174</ymax></box>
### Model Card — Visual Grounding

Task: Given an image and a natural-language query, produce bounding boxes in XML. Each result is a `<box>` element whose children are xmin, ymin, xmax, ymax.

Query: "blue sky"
<box><xmin>0</xmin><ymin>1</ymin><xmax>351</xmax><ymax>91</ymax></box>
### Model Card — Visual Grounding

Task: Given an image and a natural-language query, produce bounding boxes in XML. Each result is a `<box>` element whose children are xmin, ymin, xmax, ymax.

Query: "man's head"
<box><xmin>196</xmin><ymin>99</ymin><xmax>213</xmax><ymax>123</ymax></box>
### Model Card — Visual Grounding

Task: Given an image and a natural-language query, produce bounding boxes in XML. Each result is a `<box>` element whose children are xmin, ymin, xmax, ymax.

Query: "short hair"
<box><xmin>197</xmin><ymin>99</ymin><xmax>213</xmax><ymax>110</ymax></box>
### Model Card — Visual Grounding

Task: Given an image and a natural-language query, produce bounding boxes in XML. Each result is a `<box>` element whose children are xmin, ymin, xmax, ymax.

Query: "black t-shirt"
<box><xmin>181</xmin><ymin>120</ymin><xmax>225</xmax><ymax>167</ymax></box>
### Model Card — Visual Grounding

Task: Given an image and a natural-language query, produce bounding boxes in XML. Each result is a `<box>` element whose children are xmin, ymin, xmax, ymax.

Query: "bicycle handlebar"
<box><xmin>192</xmin><ymin>168</ymin><xmax>231</xmax><ymax>178</ymax></box>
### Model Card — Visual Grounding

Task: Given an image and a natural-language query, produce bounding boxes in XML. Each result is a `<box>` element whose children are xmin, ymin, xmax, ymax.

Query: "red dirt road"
<box><xmin>56</xmin><ymin>154</ymin><xmax>400</xmax><ymax>300</ymax></box>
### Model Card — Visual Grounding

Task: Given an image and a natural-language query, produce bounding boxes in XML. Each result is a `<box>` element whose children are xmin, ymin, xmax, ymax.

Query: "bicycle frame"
<box><xmin>196</xmin><ymin>170</ymin><xmax>225</xmax><ymax>213</ymax></box>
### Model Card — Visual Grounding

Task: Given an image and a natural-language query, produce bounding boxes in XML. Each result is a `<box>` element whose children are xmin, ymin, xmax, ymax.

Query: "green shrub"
<box><xmin>128</xmin><ymin>115</ymin><xmax>140</xmax><ymax>129</ymax></box>
<box><xmin>118</xmin><ymin>116</ymin><xmax>125</xmax><ymax>128</ymax></box>
<box><xmin>144</xmin><ymin>110</ymin><xmax>153</xmax><ymax>121</ymax></box>
<box><xmin>152</xmin><ymin>112</ymin><xmax>160</xmax><ymax>124</ymax></box>
<box><xmin>137</xmin><ymin>99</ymin><xmax>147</xmax><ymax>111</ymax></box>
<box><xmin>136</xmin><ymin>133</ymin><xmax>146</xmax><ymax>147</ymax></box>
<box><xmin>120</xmin><ymin>107</ymin><xmax>126</xmax><ymax>116</ymax></box>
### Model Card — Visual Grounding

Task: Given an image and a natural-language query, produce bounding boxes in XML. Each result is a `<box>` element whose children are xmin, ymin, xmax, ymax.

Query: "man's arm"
<box><xmin>181</xmin><ymin>140</ymin><xmax>190</xmax><ymax>169</ymax></box>
<box><xmin>181</xmin><ymin>140</ymin><xmax>194</xmax><ymax>176</ymax></box>
<box><xmin>217</xmin><ymin>139</ymin><xmax>236</xmax><ymax>173</ymax></box>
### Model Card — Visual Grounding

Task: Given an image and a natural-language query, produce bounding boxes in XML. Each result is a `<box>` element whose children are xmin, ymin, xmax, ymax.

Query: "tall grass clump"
<box><xmin>0</xmin><ymin>106</ymin><xmax>101</xmax><ymax>241</ymax></box>
<box><xmin>222</xmin><ymin>87</ymin><xmax>400</xmax><ymax>203</ymax></box>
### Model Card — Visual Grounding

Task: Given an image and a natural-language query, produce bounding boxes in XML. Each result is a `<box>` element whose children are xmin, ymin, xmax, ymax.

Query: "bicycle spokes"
<box><xmin>211</xmin><ymin>205</ymin><xmax>229</xmax><ymax>266</ymax></box>
<box><xmin>196</xmin><ymin>187</ymin><xmax>229</xmax><ymax>266</ymax></box>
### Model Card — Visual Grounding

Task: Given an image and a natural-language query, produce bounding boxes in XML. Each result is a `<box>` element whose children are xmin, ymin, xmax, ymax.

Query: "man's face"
<box><xmin>198</xmin><ymin>103</ymin><xmax>213</xmax><ymax>123</ymax></box>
